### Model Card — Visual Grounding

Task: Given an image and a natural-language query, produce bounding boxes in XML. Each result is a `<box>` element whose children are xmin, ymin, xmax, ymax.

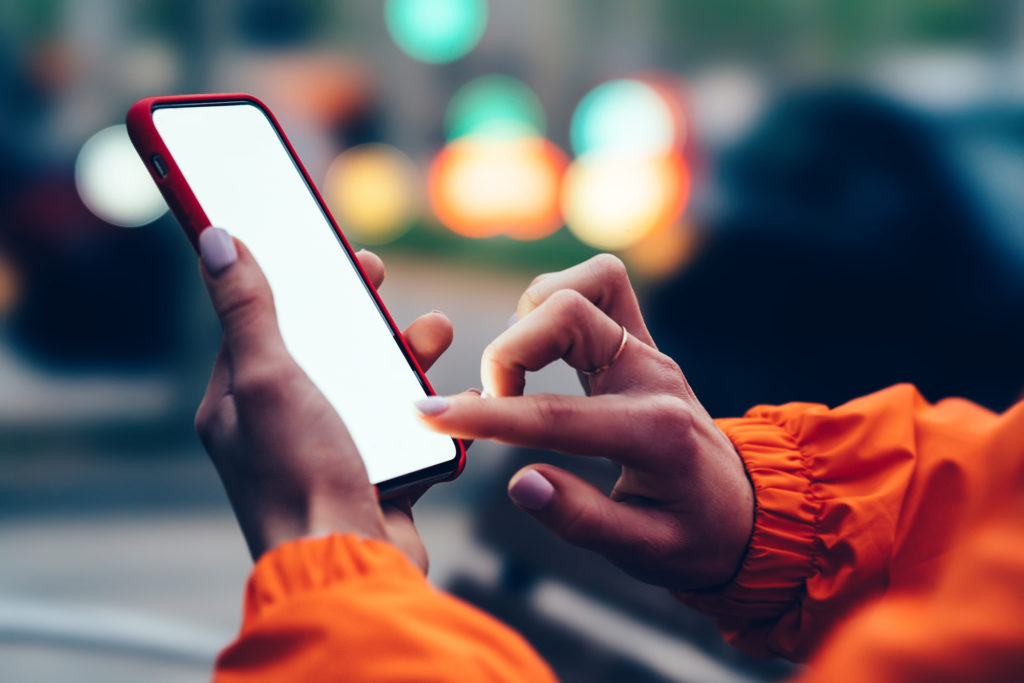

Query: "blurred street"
<box><xmin>2</xmin><ymin>1</ymin><xmax>1023</xmax><ymax>681</ymax></box>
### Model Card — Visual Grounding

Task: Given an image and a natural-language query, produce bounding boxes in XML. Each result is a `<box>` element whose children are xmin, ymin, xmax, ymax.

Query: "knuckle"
<box><xmin>194</xmin><ymin>404</ymin><xmax>213</xmax><ymax>441</ymax></box>
<box><xmin>546</xmin><ymin>288</ymin><xmax>588</xmax><ymax>324</ymax></box>
<box><xmin>651</xmin><ymin>352</ymin><xmax>684</xmax><ymax>381</ymax></box>
<box><xmin>651</xmin><ymin>348</ymin><xmax>680</xmax><ymax>371</ymax></box>
<box><xmin>644</xmin><ymin>395</ymin><xmax>693</xmax><ymax>436</ymax></box>
<box><xmin>482</xmin><ymin>341</ymin><xmax>506</xmax><ymax>367</ymax></box>
<box><xmin>519</xmin><ymin>283</ymin><xmax>547</xmax><ymax>312</ymax></box>
<box><xmin>588</xmin><ymin>253</ymin><xmax>628</xmax><ymax>285</ymax></box>
<box><xmin>194</xmin><ymin>400</ymin><xmax>225</xmax><ymax>449</ymax></box>
<box><xmin>528</xmin><ymin>272</ymin><xmax>552</xmax><ymax>289</ymax></box>
<box><xmin>482</xmin><ymin>342</ymin><xmax>518</xmax><ymax>378</ymax></box>
<box><xmin>234</xmin><ymin>360</ymin><xmax>294</xmax><ymax>405</ymax></box>
<box><xmin>633</xmin><ymin>345</ymin><xmax>691</xmax><ymax>394</ymax></box>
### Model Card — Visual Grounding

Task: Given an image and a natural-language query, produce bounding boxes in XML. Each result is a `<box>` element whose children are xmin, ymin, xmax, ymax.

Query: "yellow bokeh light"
<box><xmin>428</xmin><ymin>137</ymin><xmax>567</xmax><ymax>240</ymax></box>
<box><xmin>322</xmin><ymin>144</ymin><xmax>421</xmax><ymax>245</ymax></box>
<box><xmin>561</xmin><ymin>152</ymin><xmax>689</xmax><ymax>251</ymax></box>
<box><xmin>622</xmin><ymin>220</ymin><xmax>700</xmax><ymax>279</ymax></box>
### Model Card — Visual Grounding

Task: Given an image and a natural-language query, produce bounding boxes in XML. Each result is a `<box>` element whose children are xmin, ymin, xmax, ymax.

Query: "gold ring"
<box><xmin>582</xmin><ymin>325</ymin><xmax>629</xmax><ymax>376</ymax></box>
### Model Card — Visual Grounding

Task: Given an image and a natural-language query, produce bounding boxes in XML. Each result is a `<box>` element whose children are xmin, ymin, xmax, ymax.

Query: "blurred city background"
<box><xmin>2</xmin><ymin>0</ymin><xmax>1024</xmax><ymax>681</ymax></box>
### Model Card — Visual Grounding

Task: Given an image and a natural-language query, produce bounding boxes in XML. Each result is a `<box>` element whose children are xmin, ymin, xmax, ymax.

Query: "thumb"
<box><xmin>198</xmin><ymin>227</ymin><xmax>287</xmax><ymax>375</ymax></box>
<box><xmin>507</xmin><ymin>464</ymin><xmax>654</xmax><ymax>562</ymax></box>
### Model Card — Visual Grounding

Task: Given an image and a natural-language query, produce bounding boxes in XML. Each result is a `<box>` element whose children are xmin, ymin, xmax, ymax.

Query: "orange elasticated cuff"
<box><xmin>241</xmin><ymin>533</ymin><xmax>424</xmax><ymax>623</ymax></box>
<box><xmin>679</xmin><ymin>416</ymin><xmax>821</xmax><ymax>627</ymax></box>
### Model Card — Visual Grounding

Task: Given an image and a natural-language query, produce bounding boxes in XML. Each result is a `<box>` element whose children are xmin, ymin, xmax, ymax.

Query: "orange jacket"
<box><xmin>213</xmin><ymin>384</ymin><xmax>1024</xmax><ymax>681</ymax></box>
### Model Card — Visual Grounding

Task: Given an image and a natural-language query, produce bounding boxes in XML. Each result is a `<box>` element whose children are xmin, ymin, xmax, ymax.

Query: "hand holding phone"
<box><xmin>195</xmin><ymin>228</ymin><xmax>451</xmax><ymax>563</ymax></box>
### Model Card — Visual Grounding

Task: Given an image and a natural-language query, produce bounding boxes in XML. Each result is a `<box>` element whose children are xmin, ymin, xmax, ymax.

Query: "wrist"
<box><xmin>677</xmin><ymin>415</ymin><xmax>820</xmax><ymax>654</ymax></box>
<box><xmin>702</xmin><ymin>428</ymin><xmax>757</xmax><ymax>588</ymax></box>
<box><xmin>236</xmin><ymin>493</ymin><xmax>386</xmax><ymax>560</ymax></box>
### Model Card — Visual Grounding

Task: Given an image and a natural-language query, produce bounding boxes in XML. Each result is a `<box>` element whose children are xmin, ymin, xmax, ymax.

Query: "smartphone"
<box><xmin>127</xmin><ymin>93</ymin><xmax>464</xmax><ymax>497</ymax></box>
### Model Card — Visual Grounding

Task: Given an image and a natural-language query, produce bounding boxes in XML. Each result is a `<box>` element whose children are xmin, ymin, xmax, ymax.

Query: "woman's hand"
<box><xmin>415</xmin><ymin>254</ymin><xmax>754</xmax><ymax>591</ymax></box>
<box><xmin>194</xmin><ymin>227</ymin><xmax>453</xmax><ymax>570</ymax></box>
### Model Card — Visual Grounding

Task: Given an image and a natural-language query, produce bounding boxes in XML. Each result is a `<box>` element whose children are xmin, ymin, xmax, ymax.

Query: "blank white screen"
<box><xmin>153</xmin><ymin>102</ymin><xmax>456</xmax><ymax>485</ymax></box>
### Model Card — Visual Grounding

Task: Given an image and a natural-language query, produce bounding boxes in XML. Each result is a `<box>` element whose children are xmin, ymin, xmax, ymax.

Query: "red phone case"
<box><xmin>126</xmin><ymin>93</ymin><xmax>466</xmax><ymax>498</ymax></box>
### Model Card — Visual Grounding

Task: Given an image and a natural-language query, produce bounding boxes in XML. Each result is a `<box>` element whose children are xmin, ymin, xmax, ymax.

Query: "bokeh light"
<box><xmin>622</xmin><ymin>220</ymin><xmax>699</xmax><ymax>279</ymax></box>
<box><xmin>637</xmin><ymin>72</ymin><xmax>690</xmax><ymax>151</ymax></box>
<box><xmin>570</xmin><ymin>79</ymin><xmax>678</xmax><ymax>158</ymax></box>
<box><xmin>74</xmin><ymin>124</ymin><xmax>167</xmax><ymax>228</ymax></box>
<box><xmin>445</xmin><ymin>75</ymin><xmax>545</xmax><ymax>141</ymax></box>
<box><xmin>322</xmin><ymin>144</ymin><xmax>421</xmax><ymax>245</ymax></box>
<box><xmin>0</xmin><ymin>250</ymin><xmax>21</xmax><ymax>316</ymax></box>
<box><xmin>687</xmin><ymin>66</ymin><xmax>764</xmax><ymax>148</ymax></box>
<box><xmin>385</xmin><ymin>0</ymin><xmax>487</xmax><ymax>64</ymax></box>
<box><xmin>561</xmin><ymin>152</ymin><xmax>689</xmax><ymax>251</ymax></box>
<box><xmin>428</xmin><ymin>137</ymin><xmax>567</xmax><ymax>240</ymax></box>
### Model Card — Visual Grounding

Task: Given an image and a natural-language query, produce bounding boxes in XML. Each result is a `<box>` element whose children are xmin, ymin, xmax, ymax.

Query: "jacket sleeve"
<box><xmin>213</xmin><ymin>534</ymin><xmax>556</xmax><ymax>682</ymax></box>
<box><xmin>797</xmin><ymin>487</ymin><xmax>1024</xmax><ymax>683</ymax></box>
<box><xmin>679</xmin><ymin>383</ymin><xmax>1020</xmax><ymax>661</ymax></box>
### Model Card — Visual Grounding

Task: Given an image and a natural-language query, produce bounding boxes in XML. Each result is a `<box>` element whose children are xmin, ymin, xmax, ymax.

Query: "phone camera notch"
<box><xmin>151</xmin><ymin>154</ymin><xmax>170</xmax><ymax>179</ymax></box>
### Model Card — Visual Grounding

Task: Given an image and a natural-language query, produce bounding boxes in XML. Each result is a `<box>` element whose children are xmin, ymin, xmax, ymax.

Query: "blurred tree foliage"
<box><xmin>655</xmin><ymin>0</ymin><xmax>995</xmax><ymax>68</ymax></box>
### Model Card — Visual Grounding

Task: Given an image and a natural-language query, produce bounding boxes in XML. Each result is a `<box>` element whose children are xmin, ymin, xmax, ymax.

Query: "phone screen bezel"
<box><xmin>134</xmin><ymin>94</ymin><xmax>464</xmax><ymax>497</ymax></box>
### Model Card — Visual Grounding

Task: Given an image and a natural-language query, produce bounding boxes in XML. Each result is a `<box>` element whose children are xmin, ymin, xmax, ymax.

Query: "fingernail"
<box><xmin>506</xmin><ymin>312</ymin><xmax>517</xmax><ymax>329</ymax></box>
<box><xmin>480</xmin><ymin>390</ymin><xmax>492</xmax><ymax>399</ymax></box>
<box><xmin>509</xmin><ymin>470</ymin><xmax>555</xmax><ymax>510</ymax></box>
<box><xmin>432</xmin><ymin>309</ymin><xmax>445</xmax><ymax>316</ymax></box>
<box><xmin>414</xmin><ymin>396</ymin><xmax>449</xmax><ymax>416</ymax></box>
<box><xmin>199</xmin><ymin>227</ymin><xmax>237</xmax><ymax>275</ymax></box>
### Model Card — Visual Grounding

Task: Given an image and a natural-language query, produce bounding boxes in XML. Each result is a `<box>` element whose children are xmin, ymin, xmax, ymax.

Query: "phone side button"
<box><xmin>151</xmin><ymin>154</ymin><xmax>170</xmax><ymax>179</ymax></box>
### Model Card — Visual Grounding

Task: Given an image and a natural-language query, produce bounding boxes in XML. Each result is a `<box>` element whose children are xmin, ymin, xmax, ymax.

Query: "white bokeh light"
<box><xmin>562</xmin><ymin>153</ymin><xmax>686</xmax><ymax>251</ymax></box>
<box><xmin>75</xmin><ymin>124</ymin><xmax>167</xmax><ymax>227</ymax></box>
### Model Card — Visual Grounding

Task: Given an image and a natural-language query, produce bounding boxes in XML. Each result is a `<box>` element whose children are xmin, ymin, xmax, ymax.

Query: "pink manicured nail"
<box><xmin>414</xmin><ymin>396</ymin><xmax>449</xmax><ymax>416</ymax></box>
<box><xmin>199</xmin><ymin>227</ymin><xmax>237</xmax><ymax>275</ymax></box>
<box><xmin>509</xmin><ymin>470</ymin><xmax>555</xmax><ymax>510</ymax></box>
